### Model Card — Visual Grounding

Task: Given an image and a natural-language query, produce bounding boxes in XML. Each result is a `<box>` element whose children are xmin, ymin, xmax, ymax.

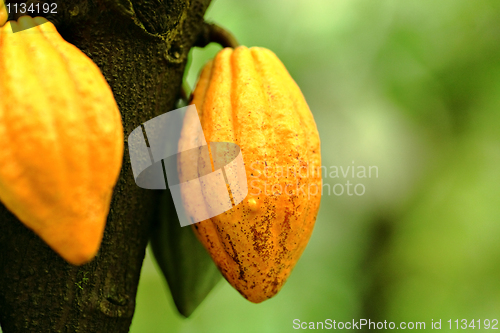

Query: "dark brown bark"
<box><xmin>0</xmin><ymin>0</ymin><xmax>211</xmax><ymax>331</ymax></box>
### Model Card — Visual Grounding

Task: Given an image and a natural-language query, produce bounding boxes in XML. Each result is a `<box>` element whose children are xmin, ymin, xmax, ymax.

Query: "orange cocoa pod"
<box><xmin>178</xmin><ymin>46</ymin><xmax>322</xmax><ymax>303</ymax></box>
<box><xmin>0</xmin><ymin>17</ymin><xmax>124</xmax><ymax>265</ymax></box>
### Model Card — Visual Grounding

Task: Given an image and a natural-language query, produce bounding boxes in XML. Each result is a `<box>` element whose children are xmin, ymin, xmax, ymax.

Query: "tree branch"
<box><xmin>0</xmin><ymin>0</ymin><xmax>211</xmax><ymax>331</ymax></box>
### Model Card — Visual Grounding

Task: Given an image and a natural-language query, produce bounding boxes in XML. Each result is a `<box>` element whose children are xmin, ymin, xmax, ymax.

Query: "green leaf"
<box><xmin>150</xmin><ymin>190</ymin><xmax>222</xmax><ymax>317</ymax></box>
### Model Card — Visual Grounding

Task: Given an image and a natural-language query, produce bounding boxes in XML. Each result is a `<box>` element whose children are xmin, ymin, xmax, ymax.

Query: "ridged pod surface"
<box><xmin>0</xmin><ymin>17</ymin><xmax>124</xmax><ymax>265</ymax></box>
<box><xmin>178</xmin><ymin>46</ymin><xmax>322</xmax><ymax>303</ymax></box>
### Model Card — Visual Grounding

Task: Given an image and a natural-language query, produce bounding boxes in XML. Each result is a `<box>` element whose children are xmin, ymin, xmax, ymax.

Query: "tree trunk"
<box><xmin>0</xmin><ymin>0</ymin><xmax>211</xmax><ymax>331</ymax></box>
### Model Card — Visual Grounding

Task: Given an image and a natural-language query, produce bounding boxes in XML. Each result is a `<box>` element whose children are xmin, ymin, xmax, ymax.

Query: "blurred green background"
<box><xmin>131</xmin><ymin>0</ymin><xmax>500</xmax><ymax>331</ymax></box>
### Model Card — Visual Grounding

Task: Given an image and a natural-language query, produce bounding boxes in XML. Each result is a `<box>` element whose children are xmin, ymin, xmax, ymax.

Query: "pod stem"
<box><xmin>177</xmin><ymin>82</ymin><xmax>192</xmax><ymax>107</ymax></box>
<box><xmin>195</xmin><ymin>22</ymin><xmax>240</xmax><ymax>49</ymax></box>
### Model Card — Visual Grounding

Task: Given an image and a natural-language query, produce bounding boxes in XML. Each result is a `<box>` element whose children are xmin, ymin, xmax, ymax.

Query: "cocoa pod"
<box><xmin>0</xmin><ymin>17</ymin><xmax>123</xmax><ymax>265</ymax></box>
<box><xmin>178</xmin><ymin>46</ymin><xmax>322</xmax><ymax>303</ymax></box>
<box><xmin>0</xmin><ymin>0</ymin><xmax>6</xmax><ymax>27</ymax></box>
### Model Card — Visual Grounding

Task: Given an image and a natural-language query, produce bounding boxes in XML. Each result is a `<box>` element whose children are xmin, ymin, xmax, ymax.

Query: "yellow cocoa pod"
<box><xmin>0</xmin><ymin>17</ymin><xmax>124</xmax><ymax>265</ymax></box>
<box><xmin>0</xmin><ymin>0</ymin><xmax>7</xmax><ymax>27</ymax></box>
<box><xmin>179</xmin><ymin>46</ymin><xmax>322</xmax><ymax>303</ymax></box>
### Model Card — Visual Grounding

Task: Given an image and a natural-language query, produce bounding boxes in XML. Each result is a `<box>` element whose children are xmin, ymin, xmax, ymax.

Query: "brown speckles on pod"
<box><xmin>179</xmin><ymin>46</ymin><xmax>321</xmax><ymax>303</ymax></box>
